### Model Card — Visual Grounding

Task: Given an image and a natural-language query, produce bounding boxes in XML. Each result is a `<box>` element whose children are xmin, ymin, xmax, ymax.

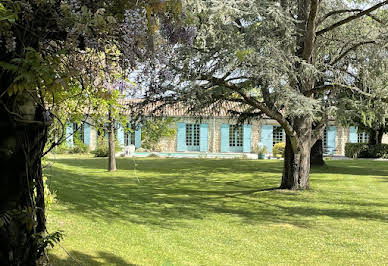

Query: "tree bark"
<box><xmin>368</xmin><ymin>127</ymin><xmax>384</xmax><ymax>145</ymax></box>
<box><xmin>280</xmin><ymin>117</ymin><xmax>312</xmax><ymax>190</ymax></box>
<box><xmin>108</xmin><ymin>109</ymin><xmax>116</xmax><ymax>172</ymax></box>
<box><xmin>0</xmin><ymin>92</ymin><xmax>49</xmax><ymax>265</ymax></box>
<box><xmin>310</xmin><ymin>138</ymin><xmax>324</xmax><ymax>166</ymax></box>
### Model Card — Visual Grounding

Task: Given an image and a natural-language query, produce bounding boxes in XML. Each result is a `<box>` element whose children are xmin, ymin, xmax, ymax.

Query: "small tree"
<box><xmin>141</xmin><ymin>117</ymin><xmax>177</xmax><ymax>151</ymax></box>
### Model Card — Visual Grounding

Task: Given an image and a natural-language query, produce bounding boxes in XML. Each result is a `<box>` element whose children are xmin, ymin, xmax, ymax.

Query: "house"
<box><xmin>66</xmin><ymin>110</ymin><xmax>388</xmax><ymax>156</ymax></box>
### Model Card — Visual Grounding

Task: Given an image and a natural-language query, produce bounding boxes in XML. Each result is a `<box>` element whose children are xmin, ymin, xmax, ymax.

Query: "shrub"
<box><xmin>345</xmin><ymin>143</ymin><xmax>388</xmax><ymax>158</ymax></box>
<box><xmin>92</xmin><ymin>146</ymin><xmax>109</xmax><ymax>157</ymax></box>
<box><xmin>273</xmin><ymin>142</ymin><xmax>285</xmax><ymax>158</ymax></box>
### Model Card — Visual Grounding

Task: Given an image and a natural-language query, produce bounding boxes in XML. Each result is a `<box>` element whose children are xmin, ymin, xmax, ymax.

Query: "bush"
<box><xmin>68</xmin><ymin>145</ymin><xmax>89</xmax><ymax>154</ymax></box>
<box><xmin>345</xmin><ymin>143</ymin><xmax>388</xmax><ymax>158</ymax></box>
<box><xmin>273</xmin><ymin>142</ymin><xmax>285</xmax><ymax>158</ymax></box>
<box><xmin>92</xmin><ymin>146</ymin><xmax>109</xmax><ymax>157</ymax></box>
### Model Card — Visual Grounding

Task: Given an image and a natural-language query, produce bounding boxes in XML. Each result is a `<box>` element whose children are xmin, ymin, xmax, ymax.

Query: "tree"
<box><xmin>142</xmin><ymin>0</ymin><xmax>388</xmax><ymax>190</ymax></box>
<box><xmin>337</xmin><ymin>45</ymin><xmax>388</xmax><ymax>144</ymax></box>
<box><xmin>0</xmin><ymin>0</ymin><xmax>179</xmax><ymax>263</ymax></box>
<box><xmin>141</xmin><ymin>117</ymin><xmax>177</xmax><ymax>151</ymax></box>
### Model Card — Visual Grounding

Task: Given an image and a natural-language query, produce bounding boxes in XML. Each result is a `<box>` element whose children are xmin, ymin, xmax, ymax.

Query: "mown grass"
<box><xmin>45</xmin><ymin>155</ymin><xmax>388</xmax><ymax>265</ymax></box>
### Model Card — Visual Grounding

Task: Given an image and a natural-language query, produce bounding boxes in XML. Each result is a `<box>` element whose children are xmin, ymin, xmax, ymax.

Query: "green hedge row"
<box><xmin>345</xmin><ymin>143</ymin><xmax>388</xmax><ymax>158</ymax></box>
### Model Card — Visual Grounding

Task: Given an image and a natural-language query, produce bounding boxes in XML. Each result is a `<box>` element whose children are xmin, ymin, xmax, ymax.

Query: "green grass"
<box><xmin>45</xmin><ymin>155</ymin><xmax>388</xmax><ymax>265</ymax></box>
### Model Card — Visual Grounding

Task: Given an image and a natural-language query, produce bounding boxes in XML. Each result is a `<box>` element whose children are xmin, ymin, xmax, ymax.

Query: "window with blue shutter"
<box><xmin>261</xmin><ymin>125</ymin><xmax>273</xmax><ymax>152</ymax></box>
<box><xmin>220</xmin><ymin>124</ymin><xmax>230</xmax><ymax>152</ymax></box>
<box><xmin>327</xmin><ymin>126</ymin><xmax>337</xmax><ymax>155</ymax></box>
<box><xmin>349</xmin><ymin>126</ymin><xmax>358</xmax><ymax>143</ymax></box>
<box><xmin>243</xmin><ymin>124</ymin><xmax>252</xmax><ymax>153</ymax></box>
<box><xmin>177</xmin><ymin>122</ymin><xmax>186</xmax><ymax>151</ymax></box>
<box><xmin>199</xmin><ymin>124</ymin><xmax>209</xmax><ymax>152</ymax></box>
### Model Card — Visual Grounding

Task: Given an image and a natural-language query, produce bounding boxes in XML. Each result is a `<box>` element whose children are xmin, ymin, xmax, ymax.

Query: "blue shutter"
<box><xmin>66</xmin><ymin>123</ymin><xmax>73</xmax><ymax>147</ymax></box>
<box><xmin>200</xmin><ymin>123</ymin><xmax>209</xmax><ymax>152</ymax></box>
<box><xmin>327</xmin><ymin>126</ymin><xmax>337</xmax><ymax>155</ymax></box>
<box><xmin>135</xmin><ymin>127</ymin><xmax>141</xmax><ymax>148</ymax></box>
<box><xmin>243</xmin><ymin>124</ymin><xmax>252</xmax><ymax>153</ymax></box>
<box><xmin>117</xmin><ymin>124</ymin><xmax>124</xmax><ymax>146</ymax></box>
<box><xmin>84</xmin><ymin>123</ymin><xmax>91</xmax><ymax>146</ymax></box>
<box><xmin>220</xmin><ymin>124</ymin><xmax>230</xmax><ymax>152</ymax></box>
<box><xmin>261</xmin><ymin>125</ymin><xmax>273</xmax><ymax>153</ymax></box>
<box><xmin>177</xmin><ymin>122</ymin><xmax>186</xmax><ymax>151</ymax></box>
<box><xmin>349</xmin><ymin>126</ymin><xmax>358</xmax><ymax>143</ymax></box>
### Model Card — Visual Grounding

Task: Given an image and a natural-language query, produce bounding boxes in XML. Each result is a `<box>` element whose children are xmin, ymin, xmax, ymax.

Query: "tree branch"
<box><xmin>316</xmin><ymin>1</ymin><xmax>388</xmax><ymax>36</ymax></box>
<box><xmin>330</xmin><ymin>40</ymin><xmax>376</xmax><ymax>65</ymax></box>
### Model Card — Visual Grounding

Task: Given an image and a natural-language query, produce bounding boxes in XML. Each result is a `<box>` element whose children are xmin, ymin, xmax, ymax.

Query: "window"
<box><xmin>358</xmin><ymin>131</ymin><xmax>369</xmax><ymax>143</ymax></box>
<box><xmin>186</xmin><ymin>124</ymin><xmax>200</xmax><ymax>146</ymax></box>
<box><xmin>229</xmin><ymin>125</ymin><xmax>243</xmax><ymax>147</ymax></box>
<box><xmin>273</xmin><ymin>126</ymin><xmax>284</xmax><ymax>146</ymax></box>
<box><xmin>124</xmin><ymin>131</ymin><xmax>135</xmax><ymax>146</ymax></box>
<box><xmin>323</xmin><ymin>128</ymin><xmax>327</xmax><ymax>149</ymax></box>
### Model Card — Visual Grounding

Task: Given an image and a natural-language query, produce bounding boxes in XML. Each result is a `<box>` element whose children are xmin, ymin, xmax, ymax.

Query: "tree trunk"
<box><xmin>368</xmin><ymin>128</ymin><xmax>384</xmax><ymax>145</ymax></box>
<box><xmin>281</xmin><ymin>135</ymin><xmax>311</xmax><ymax>190</ymax></box>
<box><xmin>108</xmin><ymin>109</ymin><xmax>116</xmax><ymax>172</ymax></box>
<box><xmin>310</xmin><ymin>138</ymin><xmax>324</xmax><ymax>166</ymax></box>
<box><xmin>0</xmin><ymin>92</ymin><xmax>49</xmax><ymax>265</ymax></box>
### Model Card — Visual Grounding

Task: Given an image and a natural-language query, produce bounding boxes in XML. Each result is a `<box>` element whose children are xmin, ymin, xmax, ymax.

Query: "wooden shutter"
<box><xmin>117</xmin><ymin>124</ymin><xmax>124</xmax><ymax>146</ymax></box>
<box><xmin>349</xmin><ymin>126</ymin><xmax>358</xmax><ymax>143</ymax></box>
<box><xmin>66</xmin><ymin>123</ymin><xmax>73</xmax><ymax>147</ymax></box>
<box><xmin>177</xmin><ymin>122</ymin><xmax>186</xmax><ymax>151</ymax></box>
<box><xmin>220</xmin><ymin>124</ymin><xmax>230</xmax><ymax>152</ymax></box>
<box><xmin>84</xmin><ymin>123</ymin><xmax>91</xmax><ymax>146</ymax></box>
<box><xmin>135</xmin><ymin>127</ymin><xmax>141</xmax><ymax>148</ymax></box>
<box><xmin>200</xmin><ymin>123</ymin><xmax>209</xmax><ymax>152</ymax></box>
<box><xmin>260</xmin><ymin>125</ymin><xmax>273</xmax><ymax>152</ymax></box>
<box><xmin>243</xmin><ymin>124</ymin><xmax>252</xmax><ymax>153</ymax></box>
<box><xmin>327</xmin><ymin>126</ymin><xmax>337</xmax><ymax>155</ymax></box>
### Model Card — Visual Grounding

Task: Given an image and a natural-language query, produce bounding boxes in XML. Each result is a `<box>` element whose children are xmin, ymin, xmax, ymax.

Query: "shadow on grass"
<box><xmin>46</xmin><ymin>157</ymin><xmax>388</xmax><ymax>229</ymax></box>
<box><xmin>49</xmin><ymin>250</ymin><xmax>137</xmax><ymax>266</ymax></box>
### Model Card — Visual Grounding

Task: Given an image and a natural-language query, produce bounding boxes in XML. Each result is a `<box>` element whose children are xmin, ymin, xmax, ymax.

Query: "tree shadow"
<box><xmin>45</xmin><ymin>157</ymin><xmax>388</xmax><ymax>229</ymax></box>
<box><xmin>49</xmin><ymin>250</ymin><xmax>137</xmax><ymax>266</ymax></box>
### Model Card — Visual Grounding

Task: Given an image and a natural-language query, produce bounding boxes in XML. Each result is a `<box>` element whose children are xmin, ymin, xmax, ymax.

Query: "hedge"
<box><xmin>345</xmin><ymin>143</ymin><xmax>388</xmax><ymax>158</ymax></box>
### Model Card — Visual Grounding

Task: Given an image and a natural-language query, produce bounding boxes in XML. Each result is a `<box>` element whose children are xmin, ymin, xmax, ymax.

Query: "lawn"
<box><xmin>45</xmin><ymin>155</ymin><xmax>388</xmax><ymax>265</ymax></box>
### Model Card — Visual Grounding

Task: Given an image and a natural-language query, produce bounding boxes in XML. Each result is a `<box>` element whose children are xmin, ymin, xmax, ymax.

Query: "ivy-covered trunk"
<box><xmin>0</xmin><ymin>91</ymin><xmax>49</xmax><ymax>265</ymax></box>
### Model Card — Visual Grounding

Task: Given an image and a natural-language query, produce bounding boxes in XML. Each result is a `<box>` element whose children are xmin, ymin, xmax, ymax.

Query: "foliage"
<box><xmin>68</xmin><ymin>139</ymin><xmax>89</xmax><ymax>154</ymax></box>
<box><xmin>43</xmin><ymin>176</ymin><xmax>57</xmax><ymax>210</ymax></box>
<box><xmin>140</xmin><ymin>0</ymin><xmax>388</xmax><ymax>189</ymax></box>
<box><xmin>92</xmin><ymin>146</ymin><xmax>109</xmax><ymax>157</ymax></box>
<box><xmin>46</xmin><ymin>155</ymin><xmax>388</xmax><ymax>265</ymax></box>
<box><xmin>273</xmin><ymin>142</ymin><xmax>286</xmax><ymax>158</ymax></box>
<box><xmin>345</xmin><ymin>143</ymin><xmax>388</xmax><ymax>158</ymax></box>
<box><xmin>253</xmin><ymin>144</ymin><xmax>267</xmax><ymax>156</ymax></box>
<box><xmin>141</xmin><ymin>118</ymin><xmax>177</xmax><ymax>151</ymax></box>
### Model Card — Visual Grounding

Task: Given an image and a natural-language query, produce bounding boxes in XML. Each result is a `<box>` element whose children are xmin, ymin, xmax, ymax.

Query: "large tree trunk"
<box><xmin>280</xmin><ymin>118</ymin><xmax>312</xmax><ymax>190</ymax></box>
<box><xmin>108</xmin><ymin>109</ymin><xmax>116</xmax><ymax>172</ymax></box>
<box><xmin>368</xmin><ymin>127</ymin><xmax>384</xmax><ymax>145</ymax></box>
<box><xmin>0</xmin><ymin>92</ymin><xmax>49</xmax><ymax>265</ymax></box>
<box><xmin>310</xmin><ymin>138</ymin><xmax>324</xmax><ymax>166</ymax></box>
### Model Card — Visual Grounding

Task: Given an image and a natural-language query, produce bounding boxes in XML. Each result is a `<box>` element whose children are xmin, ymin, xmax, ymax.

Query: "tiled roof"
<box><xmin>119</xmin><ymin>99</ymin><xmax>257</xmax><ymax>118</ymax></box>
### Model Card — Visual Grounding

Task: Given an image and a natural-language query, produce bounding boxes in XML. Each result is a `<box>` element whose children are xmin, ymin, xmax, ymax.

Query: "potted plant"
<box><xmin>254</xmin><ymin>143</ymin><xmax>268</xmax><ymax>159</ymax></box>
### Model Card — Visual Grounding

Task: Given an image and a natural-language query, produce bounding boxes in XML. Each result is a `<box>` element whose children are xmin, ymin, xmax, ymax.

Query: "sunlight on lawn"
<box><xmin>45</xmin><ymin>156</ymin><xmax>388</xmax><ymax>265</ymax></box>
